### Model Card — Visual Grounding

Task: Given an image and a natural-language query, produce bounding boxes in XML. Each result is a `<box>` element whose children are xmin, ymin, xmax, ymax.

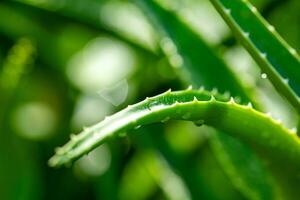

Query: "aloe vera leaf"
<box><xmin>49</xmin><ymin>89</ymin><xmax>300</xmax><ymax>166</ymax></box>
<box><xmin>209</xmin><ymin>0</ymin><xmax>300</xmax><ymax>113</ymax></box>
<box><xmin>135</xmin><ymin>1</ymin><xmax>275</xmax><ymax>199</ymax></box>
<box><xmin>10</xmin><ymin>0</ymin><xmax>156</xmax><ymax>54</ymax></box>
<box><xmin>135</xmin><ymin>1</ymin><xmax>248</xmax><ymax>98</ymax></box>
<box><xmin>48</xmin><ymin>88</ymin><xmax>300</xmax><ymax>200</ymax></box>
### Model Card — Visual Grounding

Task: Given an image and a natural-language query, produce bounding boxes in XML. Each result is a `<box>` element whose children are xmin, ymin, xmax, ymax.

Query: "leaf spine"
<box><xmin>260</xmin><ymin>52</ymin><xmax>267</xmax><ymax>59</ymax></box>
<box><xmin>193</xmin><ymin>96</ymin><xmax>198</xmax><ymax>102</ymax></box>
<box><xmin>199</xmin><ymin>86</ymin><xmax>205</xmax><ymax>91</ymax></box>
<box><xmin>229</xmin><ymin>97</ymin><xmax>235</xmax><ymax>104</ymax></box>
<box><xmin>210</xmin><ymin>95</ymin><xmax>216</xmax><ymax>102</ymax></box>
<box><xmin>211</xmin><ymin>88</ymin><xmax>218</xmax><ymax>95</ymax></box>
<box><xmin>186</xmin><ymin>85</ymin><xmax>193</xmax><ymax>90</ymax></box>
<box><xmin>247</xmin><ymin>102</ymin><xmax>253</xmax><ymax>108</ymax></box>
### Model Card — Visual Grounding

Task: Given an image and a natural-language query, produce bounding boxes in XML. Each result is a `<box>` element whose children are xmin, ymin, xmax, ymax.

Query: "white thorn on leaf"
<box><xmin>187</xmin><ymin>85</ymin><xmax>193</xmax><ymax>90</ymax></box>
<box><xmin>283</xmin><ymin>78</ymin><xmax>289</xmax><ymax>84</ymax></box>
<box><xmin>234</xmin><ymin>97</ymin><xmax>241</xmax><ymax>103</ymax></box>
<box><xmin>193</xmin><ymin>96</ymin><xmax>198</xmax><ymax>102</ymax></box>
<box><xmin>247</xmin><ymin>102</ymin><xmax>253</xmax><ymax>108</ymax></box>
<box><xmin>210</xmin><ymin>95</ymin><xmax>216</xmax><ymax>102</ymax></box>
<box><xmin>243</xmin><ymin>32</ymin><xmax>250</xmax><ymax>38</ymax></box>
<box><xmin>229</xmin><ymin>97</ymin><xmax>235</xmax><ymax>104</ymax></box>
<box><xmin>224</xmin><ymin>8</ymin><xmax>231</xmax><ymax>14</ymax></box>
<box><xmin>260</xmin><ymin>52</ymin><xmax>267</xmax><ymax>59</ymax></box>
<box><xmin>211</xmin><ymin>88</ymin><xmax>218</xmax><ymax>95</ymax></box>
<box><xmin>165</xmin><ymin>88</ymin><xmax>172</xmax><ymax>94</ymax></box>
<box><xmin>223</xmin><ymin>91</ymin><xmax>230</xmax><ymax>98</ymax></box>
<box><xmin>199</xmin><ymin>86</ymin><xmax>205</xmax><ymax>91</ymax></box>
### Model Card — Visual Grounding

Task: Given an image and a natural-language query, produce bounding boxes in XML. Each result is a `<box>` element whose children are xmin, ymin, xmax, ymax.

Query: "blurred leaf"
<box><xmin>135</xmin><ymin>1</ymin><xmax>276</xmax><ymax>199</ymax></box>
<box><xmin>49</xmin><ymin>89</ymin><xmax>300</xmax><ymax>186</ymax></box>
<box><xmin>209</xmin><ymin>0</ymin><xmax>300</xmax><ymax>113</ymax></box>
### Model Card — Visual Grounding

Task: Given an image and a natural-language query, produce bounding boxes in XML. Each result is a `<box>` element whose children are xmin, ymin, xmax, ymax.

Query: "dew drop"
<box><xmin>283</xmin><ymin>78</ymin><xmax>289</xmax><ymax>84</ymax></box>
<box><xmin>160</xmin><ymin>37</ymin><xmax>176</xmax><ymax>54</ymax></box>
<box><xmin>134</xmin><ymin>125</ymin><xmax>141</xmax><ymax>130</ymax></box>
<box><xmin>267</xmin><ymin>25</ymin><xmax>275</xmax><ymax>32</ymax></box>
<box><xmin>223</xmin><ymin>91</ymin><xmax>230</xmax><ymax>99</ymax></box>
<box><xmin>161</xmin><ymin>116</ymin><xmax>170</xmax><ymax>123</ymax></box>
<box><xmin>224</xmin><ymin>8</ymin><xmax>231</xmax><ymax>14</ymax></box>
<box><xmin>118</xmin><ymin>132</ymin><xmax>127</xmax><ymax>137</ymax></box>
<box><xmin>289</xmin><ymin>48</ymin><xmax>297</xmax><ymax>55</ymax></box>
<box><xmin>193</xmin><ymin>119</ymin><xmax>204</xmax><ymax>127</ymax></box>
<box><xmin>170</xmin><ymin>54</ymin><xmax>183</xmax><ymax>68</ymax></box>
<box><xmin>260</xmin><ymin>52</ymin><xmax>267</xmax><ymax>58</ymax></box>
<box><xmin>243</xmin><ymin>32</ymin><xmax>250</xmax><ymax>38</ymax></box>
<box><xmin>182</xmin><ymin>113</ymin><xmax>191</xmax><ymax>120</ymax></box>
<box><xmin>261</xmin><ymin>73</ymin><xmax>267</xmax><ymax>79</ymax></box>
<box><xmin>250</xmin><ymin>6</ymin><xmax>257</xmax><ymax>13</ymax></box>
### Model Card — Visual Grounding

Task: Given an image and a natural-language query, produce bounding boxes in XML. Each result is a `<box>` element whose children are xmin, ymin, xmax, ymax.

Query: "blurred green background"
<box><xmin>0</xmin><ymin>0</ymin><xmax>299</xmax><ymax>199</ymax></box>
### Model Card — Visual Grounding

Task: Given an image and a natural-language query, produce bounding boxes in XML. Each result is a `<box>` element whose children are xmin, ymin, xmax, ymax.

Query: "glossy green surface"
<box><xmin>49</xmin><ymin>89</ymin><xmax>300</xmax><ymax>167</ymax></box>
<box><xmin>210</xmin><ymin>0</ymin><xmax>300</xmax><ymax>112</ymax></box>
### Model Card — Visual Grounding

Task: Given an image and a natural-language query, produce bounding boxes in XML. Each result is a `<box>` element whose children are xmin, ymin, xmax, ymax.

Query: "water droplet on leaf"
<box><xmin>261</xmin><ymin>73</ymin><xmax>267</xmax><ymax>79</ymax></box>
<box><xmin>118</xmin><ymin>132</ymin><xmax>127</xmax><ymax>137</ymax></box>
<box><xmin>193</xmin><ymin>119</ymin><xmax>204</xmax><ymax>127</ymax></box>
<box><xmin>134</xmin><ymin>125</ymin><xmax>141</xmax><ymax>130</ymax></box>
<box><xmin>161</xmin><ymin>117</ymin><xmax>170</xmax><ymax>123</ymax></box>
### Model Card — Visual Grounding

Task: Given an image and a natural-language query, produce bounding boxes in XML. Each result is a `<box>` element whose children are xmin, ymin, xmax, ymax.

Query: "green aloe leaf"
<box><xmin>135</xmin><ymin>1</ymin><xmax>275</xmax><ymax>199</ymax></box>
<box><xmin>209</xmin><ymin>0</ymin><xmax>300</xmax><ymax>113</ymax></box>
<box><xmin>49</xmin><ymin>89</ymin><xmax>300</xmax><ymax>175</ymax></box>
<box><xmin>135</xmin><ymin>1</ymin><xmax>248</xmax><ymax>98</ymax></box>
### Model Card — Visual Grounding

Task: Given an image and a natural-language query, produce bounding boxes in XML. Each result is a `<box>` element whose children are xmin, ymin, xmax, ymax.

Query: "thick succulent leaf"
<box><xmin>135</xmin><ymin>1</ymin><xmax>275</xmax><ymax>199</ymax></box>
<box><xmin>209</xmin><ymin>0</ymin><xmax>300</xmax><ymax>113</ymax></box>
<box><xmin>49</xmin><ymin>89</ymin><xmax>300</xmax><ymax>175</ymax></box>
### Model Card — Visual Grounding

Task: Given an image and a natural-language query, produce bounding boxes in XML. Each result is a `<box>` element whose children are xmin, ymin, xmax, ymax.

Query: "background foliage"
<box><xmin>0</xmin><ymin>0</ymin><xmax>299</xmax><ymax>199</ymax></box>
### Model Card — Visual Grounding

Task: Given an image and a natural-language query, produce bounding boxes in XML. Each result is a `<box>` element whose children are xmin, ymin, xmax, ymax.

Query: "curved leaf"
<box><xmin>135</xmin><ymin>1</ymin><xmax>276</xmax><ymax>199</ymax></box>
<box><xmin>209</xmin><ymin>0</ymin><xmax>300</xmax><ymax>112</ymax></box>
<box><xmin>49</xmin><ymin>89</ymin><xmax>300</xmax><ymax>168</ymax></box>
